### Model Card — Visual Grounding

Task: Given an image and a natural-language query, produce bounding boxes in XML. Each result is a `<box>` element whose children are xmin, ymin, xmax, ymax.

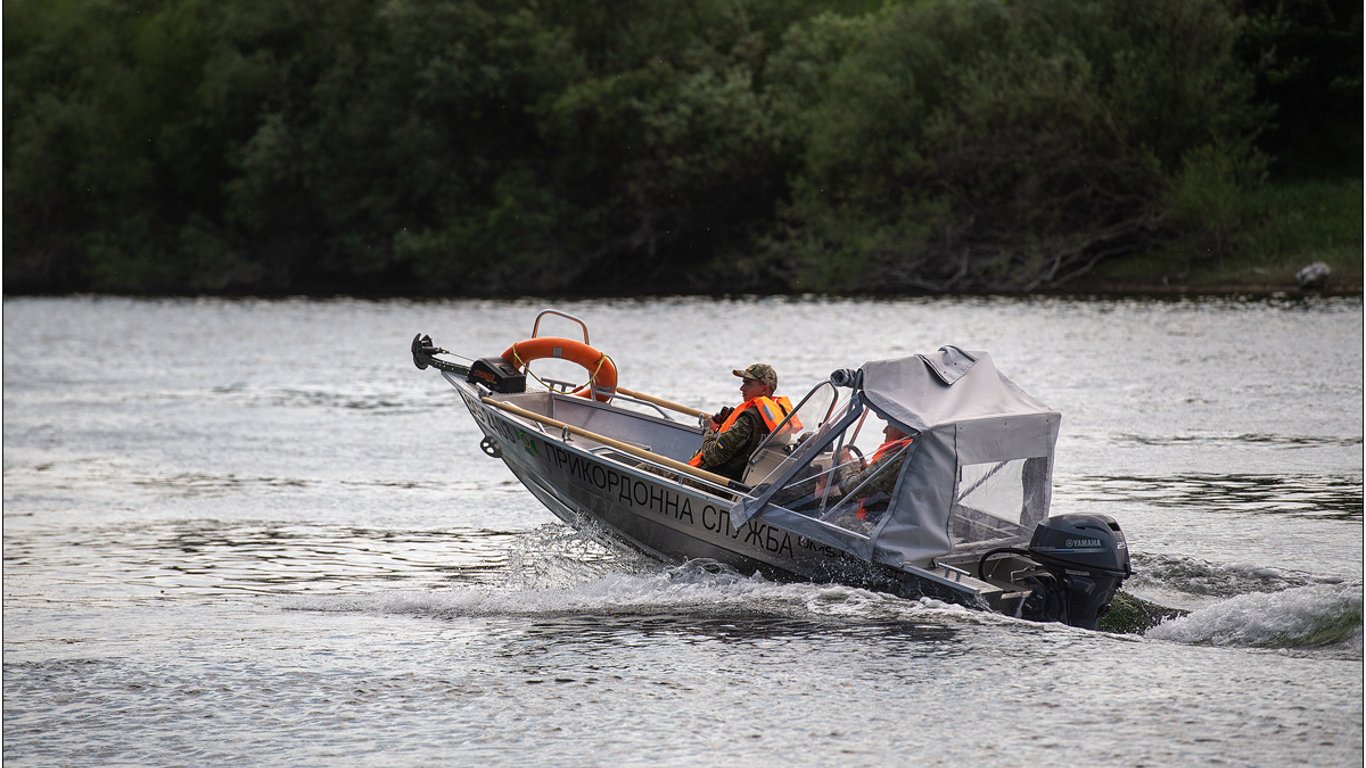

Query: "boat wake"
<box><xmin>286</xmin><ymin>526</ymin><xmax>1359</xmax><ymax>653</ymax></box>
<box><xmin>1145</xmin><ymin>583</ymin><xmax>1362</xmax><ymax>655</ymax></box>
<box><xmin>1120</xmin><ymin>552</ymin><xmax>1362</xmax><ymax>654</ymax></box>
<box><xmin>287</xmin><ymin>552</ymin><xmax>1361</xmax><ymax>655</ymax></box>
<box><xmin>289</xmin><ymin>556</ymin><xmax>986</xmax><ymax>633</ymax></box>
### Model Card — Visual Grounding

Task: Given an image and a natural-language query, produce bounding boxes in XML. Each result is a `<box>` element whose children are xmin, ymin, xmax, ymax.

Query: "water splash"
<box><xmin>290</xmin><ymin>558</ymin><xmax>979</xmax><ymax>631</ymax></box>
<box><xmin>499</xmin><ymin>523</ymin><xmax>640</xmax><ymax>590</ymax></box>
<box><xmin>1147</xmin><ymin>583</ymin><xmax>1362</xmax><ymax>654</ymax></box>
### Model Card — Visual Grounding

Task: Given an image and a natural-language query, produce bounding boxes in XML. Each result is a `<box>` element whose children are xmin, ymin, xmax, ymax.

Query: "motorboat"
<box><xmin>412</xmin><ymin>309</ymin><xmax>1133</xmax><ymax>630</ymax></box>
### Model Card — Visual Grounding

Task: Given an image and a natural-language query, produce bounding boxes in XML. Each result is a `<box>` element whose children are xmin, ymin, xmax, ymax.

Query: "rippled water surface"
<box><xmin>4</xmin><ymin>296</ymin><xmax>1362</xmax><ymax>766</ymax></box>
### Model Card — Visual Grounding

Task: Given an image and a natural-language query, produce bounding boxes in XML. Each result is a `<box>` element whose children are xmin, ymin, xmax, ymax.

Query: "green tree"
<box><xmin>764</xmin><ymin>0</ymin><xmax>1266</xmax><ymax>292</ymax></box>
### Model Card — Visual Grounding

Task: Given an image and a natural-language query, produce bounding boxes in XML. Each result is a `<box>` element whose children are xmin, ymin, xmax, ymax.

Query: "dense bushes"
<box><xmin>3</xmin><ymin>0</ymin><xmax>1359</xmax><ymax>295</ymax></box>
<box><xmin>769</xmin><ymin>0</ymin><xmax>1243</xmax><ymax>291</ymax></box>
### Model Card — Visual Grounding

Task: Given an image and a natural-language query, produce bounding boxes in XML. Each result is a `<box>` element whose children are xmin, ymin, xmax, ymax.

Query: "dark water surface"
<box><xmin>4</xmin><ymin>296</ymin><xmax>1362</xmax><ymax>766</ymax></box>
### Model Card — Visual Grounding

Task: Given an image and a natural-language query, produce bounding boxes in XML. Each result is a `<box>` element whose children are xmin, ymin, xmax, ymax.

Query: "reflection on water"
<box><xmin>1070</xmin><ymin>473</ymin><xmax>1363</xmax><ymax>520</ymax></box>
<box><xmin>210</xmin><ymin>383</ymin><xmax>451</xmax><ymax>414</ymax></box>
<box><xmin>505</xmin><ymin>612</ymin><xmax>961</xmax><ymax>650</ymax></box>
<box><xmin>3</xmin><ymin>522</ymin><xmax>533</xmax><ymax>600</ymax></box>
<box><xmin>134</xmin><ymin>473</ymin><xmax>313</xmax><ymax>494</ymax></box>
<box><xmin>1129</xmin><ymin>552</ymin><xmax>1350</xmax><ymax>598</ymax></box>
<box><xmin>1119</xmin><ymin>433</ymin><xmax>1363</xmax><ymax>449</ymax></box>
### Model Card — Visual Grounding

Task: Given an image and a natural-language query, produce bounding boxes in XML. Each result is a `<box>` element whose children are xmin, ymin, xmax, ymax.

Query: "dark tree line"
<box><xmin>3</xmin><ymin>0</ymin><xmax>1360</xmax><ymax>296</ymax></box>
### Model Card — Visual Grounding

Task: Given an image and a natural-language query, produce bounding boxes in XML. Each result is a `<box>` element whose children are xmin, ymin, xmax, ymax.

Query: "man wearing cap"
<box><xmin>688</xmin><ymin>363</ymin><xmax>797</xmax><ymax>483</ymax></box>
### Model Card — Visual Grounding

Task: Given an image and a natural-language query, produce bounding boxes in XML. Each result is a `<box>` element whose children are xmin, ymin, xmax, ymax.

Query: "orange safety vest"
<box><xmin>868</xmin><ymin>436</ymin><xmax>913</xmax><ymax>466</ymax></box>
<box><xmin>855</xmin><ymin>436</ymin><xmax>914</xmax><ymax>521</ymax></box>
<box><xmin>688</xmin><ymin>395</ymin><xmax>800</xmax><ymax>467</ymax></box>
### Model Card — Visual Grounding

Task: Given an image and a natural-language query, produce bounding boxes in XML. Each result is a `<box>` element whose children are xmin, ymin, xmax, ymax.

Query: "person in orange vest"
<box><xmin>834</xmin><ymin>421</ymin><xmax>914</xmax><ymax>526</ymax></box>
<box><xmin>689</xmin><ymin>363</ymin><xmax>796</xmax><ymax>482</ymax></box>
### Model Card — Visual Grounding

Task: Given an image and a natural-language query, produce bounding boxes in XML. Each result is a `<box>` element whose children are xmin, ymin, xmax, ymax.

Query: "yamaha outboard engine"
<box><xmin>1020</xmin><ymin>513</ymin><xmax>1131</xmax><ymax>629</ymax></box>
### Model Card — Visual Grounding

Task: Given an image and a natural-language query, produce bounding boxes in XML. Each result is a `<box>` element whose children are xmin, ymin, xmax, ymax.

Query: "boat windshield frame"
<box><xmin>748</xmin><ymin>380</ymin><xmax>842</xmax><ymax>459</ymax></box>
<box><xmin>733</xmin><ymin>386</ymin><xmax>868</xmax><ymax>517</ymax></box>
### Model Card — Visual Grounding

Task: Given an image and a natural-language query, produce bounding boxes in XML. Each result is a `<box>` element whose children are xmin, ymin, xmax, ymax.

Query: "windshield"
<box><xmin>758</xmin><ymin>395</ymin><xmax>914</xmax><ymax>534</ymax></box>
<box><xmin>740</xmin><ymin>382</ymin><xmax>842</xmax><ymax>487</ymax></box>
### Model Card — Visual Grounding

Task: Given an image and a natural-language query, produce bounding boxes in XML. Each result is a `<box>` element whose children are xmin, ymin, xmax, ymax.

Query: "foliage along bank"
<box><xmin>4</xmin><ymin>0</ymin><xmax>1360</xmax><ymax>297</ymax></box>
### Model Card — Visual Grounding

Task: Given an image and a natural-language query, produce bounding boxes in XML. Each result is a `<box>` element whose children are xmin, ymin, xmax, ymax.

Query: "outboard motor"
<box><xmin>1021</xmin><ymin>513</ymin><xmax>1131</xmax><ymax>629</ymax></box>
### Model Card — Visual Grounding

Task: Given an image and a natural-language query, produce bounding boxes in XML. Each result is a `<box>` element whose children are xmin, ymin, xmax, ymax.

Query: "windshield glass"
<box><xmin>742</xmin><ymin>382</ymin><xmax>840</xmax><ymax>487</ymax></box>
<box><xmin>755</xmin><ymin>392</ymin><xmax>916</xmax><ymax>537</ymax></box>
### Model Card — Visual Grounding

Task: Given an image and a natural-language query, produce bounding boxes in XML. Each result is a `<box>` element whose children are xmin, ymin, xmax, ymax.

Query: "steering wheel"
<box><xmin>829</xmin><ymin>444</ymin><xmax>865</xmax><ymax>495</ymax></box>
<box><xmin>840</xmin><ymin>444</ymin><xmax>865</xmax><ymax>466</ymax></box>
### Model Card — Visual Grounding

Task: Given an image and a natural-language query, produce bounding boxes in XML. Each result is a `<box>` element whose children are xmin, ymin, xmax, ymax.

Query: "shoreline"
<box><xmin>4</xmin><ymin>283</ymin><xmax>1362</xmax><ymax>301</ymax></box>
<box><xmin>1032</xmin><ymin>279</ymin><xmax>1363</xmax><ymax>299</ymax></box>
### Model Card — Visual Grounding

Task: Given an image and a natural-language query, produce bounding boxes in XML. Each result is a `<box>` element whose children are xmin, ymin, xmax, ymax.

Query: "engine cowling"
<box><xmin>1023</xmin><ymin>513</ymin><xmax>1131</xmax><ymax>630</ymax></box>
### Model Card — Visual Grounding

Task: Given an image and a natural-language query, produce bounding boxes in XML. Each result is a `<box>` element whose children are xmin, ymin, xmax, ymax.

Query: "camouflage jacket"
<box><xmin>696</xmin><ymin>409</ymin><xmax>768</xmax><ymax>482</ymax></box>
<box><xmin>834</xmin><ymin>447</ymin><xmax>910</xmax><ymax>499</ymax></box>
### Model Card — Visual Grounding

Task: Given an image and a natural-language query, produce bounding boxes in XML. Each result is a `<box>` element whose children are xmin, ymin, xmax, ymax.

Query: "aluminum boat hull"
<box><xmin>451</xmin><ymin>375</ymin><xmax>1021</xmax><ymax>612</ymax></box>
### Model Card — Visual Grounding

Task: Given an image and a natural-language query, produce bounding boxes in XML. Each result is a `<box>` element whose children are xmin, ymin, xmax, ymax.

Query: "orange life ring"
<box><xmin>500</xmin><ymin>337</ymin><xmax>618</xmax><ymax>402</ymax></box>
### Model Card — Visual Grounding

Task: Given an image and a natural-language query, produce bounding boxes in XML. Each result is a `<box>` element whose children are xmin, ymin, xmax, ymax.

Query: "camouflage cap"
<box><xmin>732</xmin><ymin>363</ymin><xmax>778</xmax><ymax>391</ymax></box>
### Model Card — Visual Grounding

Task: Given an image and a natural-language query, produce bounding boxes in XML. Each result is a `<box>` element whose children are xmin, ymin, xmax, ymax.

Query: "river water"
<box><xmin>3</xmin><ymin>295</ymin><xmax>1362</xmax><ymax>766</ymax></box>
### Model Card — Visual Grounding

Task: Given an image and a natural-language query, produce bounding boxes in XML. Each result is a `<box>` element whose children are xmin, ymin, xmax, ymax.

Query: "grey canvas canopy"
<box><xmin>860</xmin><ymin>346</ymin><xmax>1054</xmax><ymax>434</ymax></box>
<box><xmin>734</xmin><ymin>346</ymin><xmax>1061</xmax><ymax>569</ymax></box>
<box><xmin>860</xmin><ymin>347</ymin><xmax>1060</xmax><ymax>565</ymax></box>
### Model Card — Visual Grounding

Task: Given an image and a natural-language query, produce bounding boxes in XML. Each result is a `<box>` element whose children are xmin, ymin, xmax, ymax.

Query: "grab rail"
<box><xmin>934</xmin><ymin>560</ymin><xmax>970</xmax><ymax>583</ymax></box>
<box><xmin>531</xmin><ymin>309</ymin><xmax>590</xmax><ymax>344</ymax></box>
<box><xmin>614</xmin><ymin>386</ymin><xmax>710</xmax><ymax>420</ymax></box>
